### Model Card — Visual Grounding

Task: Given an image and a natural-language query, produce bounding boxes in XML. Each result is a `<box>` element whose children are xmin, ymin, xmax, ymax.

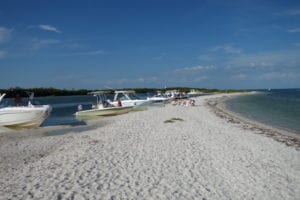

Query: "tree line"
<box><xmin>0</xmin><ymin>87</ymin><xmax>91</xmax><ymax>98</ymax></box>
<box><xmin>0</xmin><ymin>87</ymin><xmax>248</xmax><ymax>98</ymax></box>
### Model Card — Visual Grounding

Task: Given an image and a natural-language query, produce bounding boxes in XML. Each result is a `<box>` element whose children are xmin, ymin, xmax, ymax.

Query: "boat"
<box><xmin>110</xmin><ymin>90</ymin><xmax>153</xmax><ymax>108</ymax></box>
<box><xmin>187</xmin><ymin>89</ymin><xmax>203</xmax><ymax>97</ymax></box>
<box><xmin>75</xmin><ymin>91</ymin><xmax>134</xmax><ymax>117</ymax></box>
<box><xmin>0</xmin><ymin>93</ymin><xmax>52</xmax><ymax>128</ymax></box>
<box><xmin>165</xmin><ymin>90</ymin><xmax>189</xmax><ymax>99</ymax></box>
<box><xmin>147</xmin><ymin>91</ymin><xmax>173</xmax><ymax>103</ymax></box>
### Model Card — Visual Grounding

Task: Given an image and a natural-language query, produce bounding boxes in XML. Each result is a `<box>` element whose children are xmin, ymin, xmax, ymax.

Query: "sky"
<box><xmin>0</xmin><ymin>0</ymin><xmax>300</xmax><ymax>89</ymax></box>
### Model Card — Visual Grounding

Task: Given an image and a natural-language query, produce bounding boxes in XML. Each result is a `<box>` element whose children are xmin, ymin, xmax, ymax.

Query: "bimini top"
<box><xmin>114</xmin><ymin>90</ymin><xmax>135</xmax><ymax>94</ymax></box>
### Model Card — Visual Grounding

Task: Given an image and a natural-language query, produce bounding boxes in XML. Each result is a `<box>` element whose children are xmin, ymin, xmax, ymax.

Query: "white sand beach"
<box><xmin>0</xmin><ymin>93</ymin><xmax>299</xmax><ymax>200</ymax></box>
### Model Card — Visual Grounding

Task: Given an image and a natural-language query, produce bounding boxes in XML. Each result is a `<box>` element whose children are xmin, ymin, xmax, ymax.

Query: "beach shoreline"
<box><xmin>1</xmin><ymin>93</ymin><xmax>299</xmax><ymax>199</ymax></box>
<box><xmin>206</xmin><ymin>92</ymin><xmax>300</xmax><ymax>150</ymax></box>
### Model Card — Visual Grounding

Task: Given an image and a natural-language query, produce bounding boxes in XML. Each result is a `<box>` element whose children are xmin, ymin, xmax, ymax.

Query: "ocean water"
<box><xmin>39</xmin><ymin>95</ymin><xmax>95</xmax><ymax>126</ymax></box>
<box><xmin>226</xmin><ymin>89</ymin><xmax>300</xmax><ymax>134</ymax></box>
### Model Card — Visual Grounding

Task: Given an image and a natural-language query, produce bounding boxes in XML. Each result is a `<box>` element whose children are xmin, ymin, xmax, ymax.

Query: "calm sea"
<box><xmin>39</xmin><ymin>95</ymin><xmax>95</xmax><ymax>126</ymax></box>
<box><xmin>226</xmin><ymin>89</ymin><xmax>300</xmax><ymax>134</ymax></box>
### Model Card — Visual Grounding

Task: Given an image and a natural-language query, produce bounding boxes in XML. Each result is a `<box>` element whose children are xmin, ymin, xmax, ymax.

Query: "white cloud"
<box><xmin>175</xmin><ymin>65</ymin><xmax>216</xmax><ymax>73</ymax></box>
<box><xmin>137</xmin><ymin>78</ymin><xmax>144</xmax><ymax>83</ymax></box>
<box><xmin>132</xmin><ymin>76</ymin><xmax>158</xmax><ymax>83</ymax></box>
<box><xmin>193</xmin><ymin>76</ymin><xmax>207</xmax><ymax>82</ymax></box>
<box><xmin>31</xmin><ymin>38</ymin><xmax>60</xmax><ymax>49</ymax></box>
<box><xmin>105</xmin><ymin>76</ymin><xmax>159</xmax><ymax>86</ymax></box>
<box><xmin>197</xmin><ymin>54</ymin><xmax>215</xmax><ymax>61</ymax></box>
<box><xmin>153</xmin><ymin>53</ymin><xmax>166</xmax><ymax>60</ymax></box>
<box><xmin>288</xmin><ymin>28</ymin><xmax>300</xmax><ymax>33</ymax></box>
<box><xmin>227</xmin><ymin>50</ymin><xmax>300</xmax><ymax>69</ymax></box>
<box><xmin>210</xmin><ymin>44</ymin><xmax>242</xmax><ymax>54</ymax></box>
<box><xmin>231</xmin><ymin>73</ymin><xmax>247</xmax><ymax>80</ymax></box>
<box><xmin>38</xmin><ymin>24</ymin><xmax>61</xmax><ymax>33</ymax></box>
<box><xmin>62</xmin><ymin>42</ymin><xmax>86</xmax><ymax>49</ymax></box>
<box><xmin>106</xmin><ymin>78</ymin><xmax>128</xmax><ymax>86</ymax></box>
<box><xmin>73</xmin><ymin>50</ymin><xmax>104</xmax><ymax>56</ymax></box>
<box><xmin>136</xmin><ymin>76</ymin><xmax>158</xmax><ymax>83</ymax></box>
<box><xmin>259</xmin><ymin>72</ymin><xmax>300</xmax><ymax>81</ymax></box>
<box><xmin>0</xmin><ymin>27</ymin><xmax>12</xmax><ymax>44</ymax></box>
<box><xmin>282</xmin><ymin>9</ymin><xmax>300</xmax><ymax>16</ymax></box>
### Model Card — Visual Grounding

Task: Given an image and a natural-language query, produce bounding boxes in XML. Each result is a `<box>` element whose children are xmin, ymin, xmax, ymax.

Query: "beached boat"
<box><xmin>75</xmin><ymin>91</ymin><xmax>133</xmax><ymax>117</ymax></box>
<box><xmin>147</xmin><ymin>91</ymin><xmax>173</xmax><ymax>103</ymax></box>
<box><xmin>0</xmin><ymin>93</ymin><xmax>52</xmax><ymax>128</ymax></box>
<box><xmin>110</xmin><ymin>90</ymin><xmax>153</xmax><ymax>107</ymax></box>
<box><xmin>187</xmin><ymin>89</ymin><xmax>203</xmax><ymax>97</ymax></box>
<box><xmin>165</xmin><ymin>90</ymin><xmax>189</xmax><ymax>99</ymax></box>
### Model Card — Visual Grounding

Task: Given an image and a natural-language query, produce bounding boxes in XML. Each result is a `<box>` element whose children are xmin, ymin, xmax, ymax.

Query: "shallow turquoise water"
<box><xmin>226</xmin><ymin>89</ymin><xmax>300</xmax><ymax>134</ymax></box>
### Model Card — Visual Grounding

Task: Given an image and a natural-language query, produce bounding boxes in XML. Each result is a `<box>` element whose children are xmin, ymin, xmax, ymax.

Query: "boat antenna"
<box><xmin>104</xmin><ymin>85</ymin><xmax>114</xmax><ymax>90</ymax></box>
<box><xmin>26</xmin><ymin>91</ymin><xmax>34</xmax><ymax>101</ymax></box>
<box><xmin>29</xmin><ymin>92</ymin><xmax>34</xmax><ymax>101</ymax></box>
<box><xmin>104</xmin><ymin>85</ymin><xmax>115</xmax><ymax>93</ymax></box>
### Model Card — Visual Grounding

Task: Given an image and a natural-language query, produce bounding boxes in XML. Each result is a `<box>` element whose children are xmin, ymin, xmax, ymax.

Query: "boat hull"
<box><xmin>75</xmin><ymin>106</ymin><xmax>133</xmax><ymax>117</ymax></box>
<box><xmin>0</xmin><ymin>105</ymin><xmax>52</xmax><ymax>128</ymax></box>
<box><xmin>147</xmin><ymin>97</ymin><xmax>173</xmax><ymax>104</ymax></box>
<box><xmin>111</xmin><ymin>99</ymin><xmax>152</xmax><ymax>107</ymax></box>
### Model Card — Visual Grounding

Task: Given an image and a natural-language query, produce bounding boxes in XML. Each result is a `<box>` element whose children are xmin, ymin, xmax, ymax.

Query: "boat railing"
<box><xmin>0</xmin><ymin>93</ymin><xmax>6</xmax><ymax>102</ymax></box>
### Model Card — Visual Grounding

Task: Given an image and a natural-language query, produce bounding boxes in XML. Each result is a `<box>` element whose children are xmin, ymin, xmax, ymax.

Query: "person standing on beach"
<box><xmin>14</xmin><ymin>94</ymin><xmax>22</xmax><ymax>106</ymax></box>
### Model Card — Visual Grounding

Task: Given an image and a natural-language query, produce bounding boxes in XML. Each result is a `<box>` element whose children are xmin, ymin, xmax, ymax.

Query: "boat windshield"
<box><xmin>127</xmin><ymin>93</ymin><xmax>140</xmax><ymax>100</ymax></box>
<box><xmin>114</xmin><ymin>92</ymin><xmax>141</xmax><ymax>100</ymax></box>
<box><xmin>116</xmin><ymin>93</ymin><xmax>128</xmax><ymax>100</ymax></box>
<box><xmin>0</xmin><ymin>100</ymin><xmax>9</xmax><ymax>108</ymax></box>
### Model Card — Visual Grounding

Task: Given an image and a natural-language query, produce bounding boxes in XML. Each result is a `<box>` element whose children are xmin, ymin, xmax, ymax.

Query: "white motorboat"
<box><xmin>0</xmin><ymin>93</ymin><xmax>52</xmax><ymax>128</ymax></box>
<box><xmin>187</xmin><ymin>89</ymin><xmax>203</xmax><ymax>97</ymax></box>
<box><xmin>75</xmin><ymin>91</ymin><xmax>133</xmax><ymax>117</ymax></box>
<box><xmin>110</xmin><ymin>90</ymin><xmax>153</xmax><ymax>107</ymax></box>
<box><xmin>165</xmin><ymin>90</ymin><xmax>189</xmax><ymax>99</ymax></box>
<box><xmin>147</xmin><ymin>91</ymin><xmax>173</xmax><ymax>103</ymax></box>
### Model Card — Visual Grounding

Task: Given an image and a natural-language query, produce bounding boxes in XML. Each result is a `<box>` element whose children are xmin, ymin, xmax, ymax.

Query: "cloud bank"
<box><xmin>0</xmin><ymin>27</ymin><xmax>12</xmax><ymax>43</ymax></box>
<box><xmin>38</xmin><ymin>24</ymin><xmax>61</xmax><ymax>33</ymax></box>
<box><xmin>175</xmin><ymin>65</ymin><xmax>216</xmax><ymax>73</ymax></box>
<box><xmin>31</xmin><ymin>38</ymin><xmax>60</xmax><ymax>50</ymax></box>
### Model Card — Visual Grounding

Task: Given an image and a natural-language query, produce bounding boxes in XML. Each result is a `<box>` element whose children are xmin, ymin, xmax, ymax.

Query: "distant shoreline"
<box><xmin>0</xmin><ymin>87</ymin><xmax>249</xmax><ymax>98</ymax></box>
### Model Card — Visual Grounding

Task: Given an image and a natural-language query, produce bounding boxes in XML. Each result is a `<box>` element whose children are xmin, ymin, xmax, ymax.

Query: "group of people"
<box><xmin>172</xmin><ymin>99</ymin><xmax>196</xmax><ymax>106</ymax></box>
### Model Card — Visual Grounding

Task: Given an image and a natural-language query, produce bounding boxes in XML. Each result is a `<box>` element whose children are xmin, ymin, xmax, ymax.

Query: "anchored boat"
<box><xmin>0</xmin><ymin>93</ymin><xmax>52</xmax><ymax>128</ymax></box>
<box><xmin>75</xmin><ymin>91</ymin><xmax>133</xmax><ymax>117</ymax></box>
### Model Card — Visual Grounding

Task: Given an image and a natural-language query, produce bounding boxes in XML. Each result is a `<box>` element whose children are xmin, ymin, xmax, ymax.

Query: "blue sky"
<box><xmin>0</xmin><ymin>0</ymin><xmax>299</xmax><ymax>89</ymax></box>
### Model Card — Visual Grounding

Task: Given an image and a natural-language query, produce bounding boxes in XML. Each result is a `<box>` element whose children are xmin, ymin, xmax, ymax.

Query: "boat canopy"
<box><xmin>114</xmin><ymin>90</ymin><xmax>135</xmax><ymax>94</ymax></box>
<box><xmin>113</xmin><ymin>91</ymin><xmax>141</xmax><ymax>101</ymax></box>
